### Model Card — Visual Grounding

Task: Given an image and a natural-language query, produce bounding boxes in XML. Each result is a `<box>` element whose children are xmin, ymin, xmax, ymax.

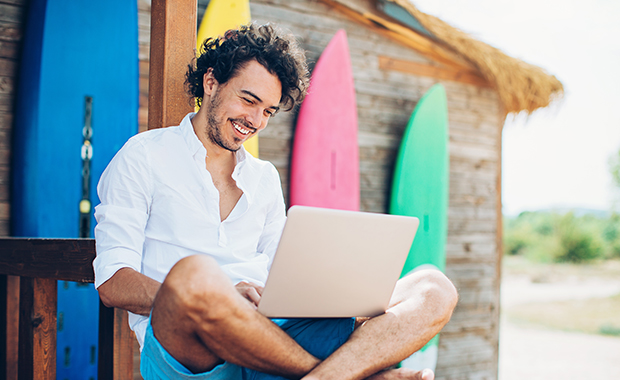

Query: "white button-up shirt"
<box><xmin>93</xmin><ymin>113</ymin><xmax>286</xmax><ymax>347</ymax></box>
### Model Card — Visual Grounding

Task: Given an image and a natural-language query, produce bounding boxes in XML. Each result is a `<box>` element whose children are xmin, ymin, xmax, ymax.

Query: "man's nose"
<box><xmin>248</xmin><ymin>108</ymin><xmax>266</xmax><ymax>130</ymax></box>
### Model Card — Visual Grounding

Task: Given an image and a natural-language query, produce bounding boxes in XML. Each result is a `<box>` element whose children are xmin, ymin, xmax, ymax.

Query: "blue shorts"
<box><xmin>140</xmin><ymin>317</ymin><xmax>355</xmax><ymax>380</ymax></box>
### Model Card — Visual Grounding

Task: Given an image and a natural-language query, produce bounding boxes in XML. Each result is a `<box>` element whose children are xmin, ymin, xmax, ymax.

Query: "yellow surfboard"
<box><xmin>197</xmin><ymin>0</ymin><xmax>258</xmax><ymax>157</ymax></box>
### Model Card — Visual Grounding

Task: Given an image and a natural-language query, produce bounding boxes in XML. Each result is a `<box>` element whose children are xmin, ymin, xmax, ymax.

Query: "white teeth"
<box><xmin>233</xmin><ymin>122</ymin><xmax>251</xmax><ymax>135</ymax></box>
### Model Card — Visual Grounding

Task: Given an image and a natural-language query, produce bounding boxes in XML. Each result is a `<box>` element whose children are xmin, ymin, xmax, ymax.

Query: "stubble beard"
<box><xmin>205</xmin><ymin>90</ymin><xmax>242</xmax><ymax>153</ymax></box>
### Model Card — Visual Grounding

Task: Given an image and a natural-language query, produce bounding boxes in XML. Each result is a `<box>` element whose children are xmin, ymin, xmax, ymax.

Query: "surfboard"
<box><xmin>197</xmin><ymin>0</ymin><xmax>258</xmax><ymax>157</ymax></box>
<box><xmin>290</xmin><ymin>30</ymin><xmax>359</xmax><ymax>210</ymax></box>
<box><xmin>389</xmin><ymin>84</ymin><xmax>449</xmax><ymax>372</ymax></box>
<box><xmin>11</xmin><ymin>0</ymin><xmax>138</xmax><ymax>377</ymax></box>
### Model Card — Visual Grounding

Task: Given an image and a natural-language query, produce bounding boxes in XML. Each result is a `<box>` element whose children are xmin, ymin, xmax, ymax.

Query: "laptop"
<box><xmin>257</xmin><ymin>205</ymin><xmax>419</xmax><ymax>318</ymax></box>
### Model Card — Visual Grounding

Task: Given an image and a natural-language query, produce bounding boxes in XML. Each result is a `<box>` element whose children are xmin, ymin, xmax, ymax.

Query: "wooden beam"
<box><xmin>6</xmin><ymin>275</ymin><xmax>19</xmax><ymax>380</ymax></box>
<box><xmin>98</xmin><ymin>303</ymin><xmax>133</xmax><ymax>380</ymax></box>
<box><xmin>18</xmin><ymin>277</ymin><xmax>56</xmax><ymax>380</ymax></box>
<box><xmin>2</xmin><ymin>275</ymin><xmax>19</xmax><ymax>380</ymax></box>
<box><xmin>378</xmin><ymin>56</ymin><xmax>491</xmax><ymax>88</ymax></box>
<box><xmin>0</xmin><ymin>239</ymin><xmax>95</xmax><ymax>282</ymax></box>
<box><xmin>0</xmin><ymin>275</ymin><xmax>5</xmax><ymax>380</ymax></box>
<box><xmin>0</xmin><ymin>238</ymin><xmax>136</xmax><ymax>378</ymax></box>
<box><xmin>148</xmin><ymin>0</ymin><xmax>197</xmax><ymax>130</ymax></box>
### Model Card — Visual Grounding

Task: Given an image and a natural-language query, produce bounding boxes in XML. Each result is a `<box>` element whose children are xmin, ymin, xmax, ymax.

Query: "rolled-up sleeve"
<box><xmin>93</xmin><ymin>138</ymin><xmax>153</xmax><ymax>288</ymax></box>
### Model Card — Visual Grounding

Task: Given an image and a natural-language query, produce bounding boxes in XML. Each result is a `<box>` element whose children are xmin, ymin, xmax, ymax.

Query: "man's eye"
<box><xmin>243</xmin><ymin>98</ymin><xmax>253</xmax><ymax>104</ymax></box>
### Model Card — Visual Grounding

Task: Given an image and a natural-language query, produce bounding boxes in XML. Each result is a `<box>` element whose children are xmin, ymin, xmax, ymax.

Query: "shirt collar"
<box><xmin>180</xmin><ymin>112</ymin><xmax>203</xmax><ymax>156</ymax></box>
<box><xmin>180</xmin><ymin>113</ymin><xmax>260</xmax><ymax>203</ymax></box>
<box><xmin>233</xmin><ymin>148</ymin><xmax>260</xmax><ymax>205</ymax></box>
<box><xmin>181</xmin><ymin>112</ymin><xmax>250</xmax><ymax>165</ymax></box>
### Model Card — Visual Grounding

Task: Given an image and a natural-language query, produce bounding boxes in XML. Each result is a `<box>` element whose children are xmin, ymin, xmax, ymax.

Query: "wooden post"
<box><xmin>494</xmin><ymin>109</ymin><xmax>506</xmax><ymax>377</ymax></box>
<box><xmin>6</xmin><ymin>276</ymin><xmax>19</xmax><ymax>380</ymax></box>
<box><xmin>0</xmin><ymin>275</ymin><xmax>6</xmax><ymax>379</ymax></box>
<box><xmin>148</xmin><ymin>0</ymin><xmax>197</xmax><ymax>130</ymax></box>
<box><xmin>98</xmin><ymin>302</ymin><xmax>133</xmax><ymax>380</ymax></box>
<box><xmin>2</xmin><ymin>275</ymin><xmax>20</xmax><ymax>380</ymax></box>
<box><xmin>18</xmin><ymin>278</ymin><xmax>56</xmax><ymax>380</ymax></box>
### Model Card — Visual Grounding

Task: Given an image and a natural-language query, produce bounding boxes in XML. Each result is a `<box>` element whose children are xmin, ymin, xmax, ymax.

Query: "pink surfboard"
<box><xmin>290</xmin><ymin>30</ymin><xmax>359</xmax><ymax>211</ymax></box>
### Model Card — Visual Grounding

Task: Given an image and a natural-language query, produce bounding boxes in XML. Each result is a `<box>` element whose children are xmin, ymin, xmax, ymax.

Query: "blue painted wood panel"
<box><xmin>12</xmin><ymin>0</ymin><xmax>138</xmax><ymax>378</ymax></box>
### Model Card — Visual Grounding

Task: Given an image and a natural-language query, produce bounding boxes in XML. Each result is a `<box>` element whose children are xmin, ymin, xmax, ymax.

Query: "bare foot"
<box><xmin>367</xmin><ymin>368</ymin><xmax>434</xmax><ymax>380</ymax></box>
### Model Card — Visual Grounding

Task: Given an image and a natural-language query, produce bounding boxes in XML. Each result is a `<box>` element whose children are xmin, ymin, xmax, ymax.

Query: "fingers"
<box><xmin>245</xmin><ymin>287</ymin><xmax>261</xmax><ymax>306</ymax></box>
<box><xmin>235</xmin><ymin>281</ymin><xmax>264</xmax><ymax>307</ymax></box>
<box><xmin>420</xmin><ymin>369</ymin><xmax>434</xmax><ymax>380</ymax></box>
<box><xmin>248</xmin><ymin>282</ymin><xmax>264</xmax><ymax>296</ymax></box>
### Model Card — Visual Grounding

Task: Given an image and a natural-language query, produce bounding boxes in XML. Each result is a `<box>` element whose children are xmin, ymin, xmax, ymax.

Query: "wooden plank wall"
<box><xmin>0</xmin><ymin>0</ymin><xmax>504</xmax><ymax>379</ymax></box>
<box><xmin>138</xmin><ymin>0</ymin><xmax>504</xmax><ymax>378</ymax></box>
<box><xmin>0</xmin><ymin>0</ymin><xmax>26</xmax><ymax>237</ymax></box>
<box><xmin>0</xmin><ymin>1</ymin><xmax>26</xmax><ymax>379</ymax></box>
<box><xmin>249</xmin><ymin>1</ymin><xmax>504</xmax><ymax>379</ymax></box>
<box><xmin>2</xmin><ymin>0</ymin><xmax>503</xmax><ymax>378</ymax></box>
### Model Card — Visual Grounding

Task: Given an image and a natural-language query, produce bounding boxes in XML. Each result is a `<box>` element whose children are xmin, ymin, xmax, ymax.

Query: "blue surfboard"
<box><xmin>11</xmin><ymin>0</ymin><xmax>138</xmax><ymax>377</ymax></box>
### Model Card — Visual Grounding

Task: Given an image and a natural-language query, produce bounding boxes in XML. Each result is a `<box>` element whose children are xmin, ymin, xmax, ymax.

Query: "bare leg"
<box><xmin>302</xmin><ymin>269</ymin><xmax>458</xmax><ymax>380</ymax></box>
<box><xmin>150</xmin><ymin>255</ymin><xmax>320</xmax><ymax>377</ymax></box>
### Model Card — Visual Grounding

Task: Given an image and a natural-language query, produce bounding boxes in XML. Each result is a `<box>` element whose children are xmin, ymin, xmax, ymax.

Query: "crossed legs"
<box><xmin>150</xmin><ymin>255</ymin><xmax>458</xmax><ymax>380</ymax></box>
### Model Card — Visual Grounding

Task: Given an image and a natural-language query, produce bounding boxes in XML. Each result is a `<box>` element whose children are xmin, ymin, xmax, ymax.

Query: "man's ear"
<box><xmin>203</xmin><ymin>68</ymin><xmax>218</xmax><ymax>97</ymax></box>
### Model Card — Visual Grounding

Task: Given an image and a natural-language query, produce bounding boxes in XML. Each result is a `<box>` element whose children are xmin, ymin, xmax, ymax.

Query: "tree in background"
<box><xmin>503</xmin><ymin>211</ymin><xmax>620</xmax><ymax>263</ymax></box>
<box><xmin>610</xmin><ymin>148</ymin><xmax>620</xmax><ymax>210</ymax></box>
<box><xmin>553</xmin><ymin>213</ymin><xmax>602</xmax><ymax>263</ymax></box>
<box><xmin>603</xmin><ymin>213</ymin><xmax>620</xmax><ymax>258</ymax></box>
<box><xmin>607</xmin><ymin>148</ymin><xmax>620</xmax><ymax>257</ymax></box>
<box><xmin>503</xmin><ymin>148</ymin><xmax>620</xmax><ymax>263</ymax></box>
<box><xmin>611</xmin><ymin>149</ymin><xmax>620</xmax><ymax>186</ymax></box>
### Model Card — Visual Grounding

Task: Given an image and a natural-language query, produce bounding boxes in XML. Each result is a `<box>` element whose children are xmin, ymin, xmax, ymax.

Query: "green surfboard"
<box><xmin>390</xmin><ymin>84</ymin><xmax>449</xmax><ymax>371</ymax></box>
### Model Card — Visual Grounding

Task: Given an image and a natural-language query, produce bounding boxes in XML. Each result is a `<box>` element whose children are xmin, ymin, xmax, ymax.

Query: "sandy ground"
<box><xmin>498</xmin><ymin>276</ymin><xmax>620</xmax><ymax>379</ymax></box>
<box><xmin>500</xmin><ymin>276</ymin><xmax>620</xmax><ymax>308</ymax></box>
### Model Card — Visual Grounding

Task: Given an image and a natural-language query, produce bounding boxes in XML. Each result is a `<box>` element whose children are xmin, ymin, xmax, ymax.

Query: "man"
<box><xmin>94</xmin><ymin>23</ymin><xmax>458</xmax><ymax>380</ymax></box>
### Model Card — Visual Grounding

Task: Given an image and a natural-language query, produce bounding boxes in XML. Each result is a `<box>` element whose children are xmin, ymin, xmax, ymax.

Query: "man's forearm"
<box><xmin>97</xmin><ymin>267</ymin><xmax>161</xmax><ymax>316</ymax></box>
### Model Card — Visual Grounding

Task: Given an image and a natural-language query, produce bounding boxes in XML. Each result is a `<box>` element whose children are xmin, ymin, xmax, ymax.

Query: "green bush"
<box><xmin>504</xmin><ymin>224</ymin><xmax>534</xmax><ymax>255</ymax></box>
<box><xmin>599</xmin><ymin>323</ymin><xmax>620</xmax><ymax>336</ymax></box>
<box><xmin>553</xmin><ymin>213</ymin><xmax>603</xmax><ymax>263</ymax></box>
<box><xmin>602</xmin><ymin>214</ymin><xmax>620</xmax><ymax>258</ymax></box>
<box><xmin>504</xmin><ymin>211</ymin><xmax>607</xmax><ymax>263</ymax></box>
<box><xmin>524</xmin><ymin>234</ymin><xmax>561</xmax><ymax>263</ymax></box>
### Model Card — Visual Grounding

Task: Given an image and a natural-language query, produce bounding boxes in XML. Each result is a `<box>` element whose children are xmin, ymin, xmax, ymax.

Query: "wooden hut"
<box><xmin>0</xmin><ymin>0</ymin><xmax>562</xmax><ymax>379</ymax></box>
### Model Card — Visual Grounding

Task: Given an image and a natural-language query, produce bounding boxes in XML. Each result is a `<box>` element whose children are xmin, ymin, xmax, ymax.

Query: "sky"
<box><xmin>412</xmin><ymin>0</ymin><xmax>620</xmax><ymax>215</ymax></box>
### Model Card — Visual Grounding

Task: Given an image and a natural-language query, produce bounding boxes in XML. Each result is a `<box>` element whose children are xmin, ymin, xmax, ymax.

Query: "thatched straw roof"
<box><xmin>391</xmin><ymin>0</ymin><xmax>563</xmax><ymax>114</ymax></box>
<box><xmin>321</xmin><ymin>0</ymin><xmax>564</xmax><ymax>114</ymax></box>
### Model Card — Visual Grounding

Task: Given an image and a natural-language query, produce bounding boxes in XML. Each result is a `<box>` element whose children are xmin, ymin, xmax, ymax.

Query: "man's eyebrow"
<box><xmin>241</xmin><ymin>90</ymin><xmax>280</xmax><ymax>111</ymax></box>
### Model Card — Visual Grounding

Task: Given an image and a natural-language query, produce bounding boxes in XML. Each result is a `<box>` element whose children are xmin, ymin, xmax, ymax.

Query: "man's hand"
<box><xmin>235</xmin><ymin>281</ymin><xmax>263</xmax><ymax>308</ymax></box>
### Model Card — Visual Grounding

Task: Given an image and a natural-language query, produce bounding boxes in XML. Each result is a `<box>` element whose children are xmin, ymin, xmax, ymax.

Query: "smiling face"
<box><xmin>199</xmin><ymin>60</ymin><xmax>282</xmax><ymax>153</ymax></box>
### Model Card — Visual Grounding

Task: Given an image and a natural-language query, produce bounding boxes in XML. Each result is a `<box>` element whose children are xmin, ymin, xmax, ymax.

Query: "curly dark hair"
<box><xmin>186</xmin><ymin>23</ymin><xmax>309</xmax><ymax>112</ymax></box>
